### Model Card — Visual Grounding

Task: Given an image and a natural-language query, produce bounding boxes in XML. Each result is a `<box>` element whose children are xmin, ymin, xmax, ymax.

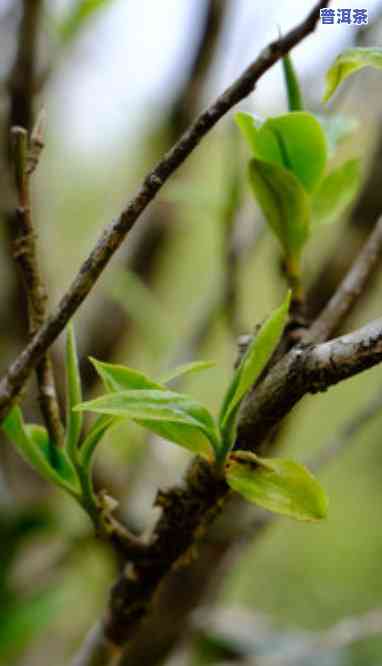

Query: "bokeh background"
<box><xmin>1</xmin><ymin>1</ymin><xmax>382</xmax><ymax>664</ymax></box>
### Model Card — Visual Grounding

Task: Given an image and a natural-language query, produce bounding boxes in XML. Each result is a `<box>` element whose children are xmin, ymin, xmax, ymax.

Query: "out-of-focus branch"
<box><xmin>1</xmin><ymin>0</ymin><xmax>43</xmax><ymax>342</ymax></box>
<box><xmin>0</xmin><ymin>0</ymin><xmax>328</xmax><ymax>420</ymax></box>
<box><xmin>6</xmin><ymin>0</ymin><xmax>42</xmax><ymax>137</ymax></box>
<box><xmin>306</xmin><ymin>216</ymin><xmax>382</xmax><ymax>344</ymax></box>
<box><xmin>310</xmin><ymin>383</ymin><xmax>382</xmax><ymax>472</ymax></box>
<box><xmin>10</xmin><ymin>124</ymin><xmax>64</xmax><ymax>447</ymax></box>
<box><xmin>254</xmin><ymin>609</ymin><xmax>382</xmax><ymax>666</ymax></box>
<box><xmin>81</xmin><ymin>0</ymin><xmax>229</xmax><ymax>390</ymax></box>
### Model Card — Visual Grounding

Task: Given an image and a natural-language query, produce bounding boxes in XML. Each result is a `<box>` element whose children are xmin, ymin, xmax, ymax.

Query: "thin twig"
<box><xmin>307</xmin><ymin>216</ymin><xmax>382</xmax><ymax>344</ymax></box>
<box><xmin>0</xmin><ymin>0</ymin><xmax>328</xmax><ymax>421</ymax></box>
<box><xmin>10</xmin><ymin>125</ymin><xmax>64</xmax><ymax>447</ymax></box>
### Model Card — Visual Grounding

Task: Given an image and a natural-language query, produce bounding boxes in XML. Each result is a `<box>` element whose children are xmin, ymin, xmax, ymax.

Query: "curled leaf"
<box><xmin>282</xmin><ymin>53</ymin><xmax>304</xmax><ymax>112</ymax></box>
<box><xmin>248</xmin><ymin>159</ymin><xmax>311</xmax><ymax>256</ymax></box>
<box><xmin>64</xmin><ymin>322</ymin><xmax>83</xmax><ymax>458</ymax></box>
<box><xmin>236</xmin><ymin>111</ymin><xmax>327</xmax><ymax>193</ymax></box>
<box><xmin>226</xmin><ymin>451</ymin><xmax>328</xmax><ymax>522</ymax></box>
<box><xmin>2</xmin><ymin>408</ymin><xmax>81</xmax><ymax>495</ymax></box>
<box><xmin>219</xmin><ymin>292</ymin><xmax>290</xmax><ymax>454</ymax></box>
<box><xmin>324</xmin><ymin>47</ymin><xmax>382</xmax><ymax>102</ymax></box>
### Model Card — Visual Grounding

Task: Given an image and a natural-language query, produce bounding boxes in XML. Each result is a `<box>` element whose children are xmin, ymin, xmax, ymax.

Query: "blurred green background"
<box><xmin>2</xmin><ymin>1</ymin><xmax>382</xmax><ymax>664</ymax></box>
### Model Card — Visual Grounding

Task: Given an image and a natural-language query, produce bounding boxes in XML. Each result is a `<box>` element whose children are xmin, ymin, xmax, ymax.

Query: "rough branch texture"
<box><xmin>96</xmin><ymin>317</ymin><xmax>382</xmax><ymax>653</ymax></box>
<box><xmin>0</xmin><ymin>0</ymin><xmax>328</xmax><ymax>420</ymax></box>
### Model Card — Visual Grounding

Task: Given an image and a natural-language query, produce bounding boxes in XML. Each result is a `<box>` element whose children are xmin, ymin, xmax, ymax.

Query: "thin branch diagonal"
<box><xmin>0</xmin><ymin>0</ymin><xmax>328</xmax><ymax>420</ymax></box>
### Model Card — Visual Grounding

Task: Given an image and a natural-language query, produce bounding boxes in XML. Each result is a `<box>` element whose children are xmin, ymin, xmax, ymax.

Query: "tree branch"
<box><xmin>0</xmin><ymin>0</ymin><xmax>328</xmax><ymax>421</ymax></box>
<box><xmin>306</xmin><ymin>216</ymin><xmax>382</xmax><ymax>344</ymax></box>
<box><xmin>10</xmin><ymin>124</ymin><xmax>64</xmax><ymax>447</ymax></box>
<box><xmin>82</xmin><ymin>316</ymin><xmax>382</xmax><ymax>658</ymax></box>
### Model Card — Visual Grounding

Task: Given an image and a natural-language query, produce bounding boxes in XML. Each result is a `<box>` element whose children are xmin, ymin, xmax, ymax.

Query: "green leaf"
<box><xmin>226</xmin><ymin>452</ymin><xmax>328</xmax><ymax>522</ymax></box>
<box><xmin>248</xmin><ymin>159</ymin><xmax>311</xmax><ymax>256</ymax></box>
<box><xmin>312</xmin><ymin>159</ymin><xmax>361</xmax><ymax>226</ymax></box>
<box><xmin>58</xmin><ymin>0</ymin><xmax>116</xmax><ymax>43</ymax></box>
<box><xmin>64</xmin><ymin>322</ymin><xmax>83</xmax><ymax>458</ymax></box>
<box><xmin>91</xmin><ymin>358</ymin><xmax>162</xmax><ymax>392</ymax></box>
<box><xmin>76</xmin><ymin>389</ymin><xmax>220</xmax><ymax>459</ymax></box>
<box><xmin>282</xmin><ymin>53</ymin><xmax>304</xmax><ymax>112</ymax></box>
<box><xmin>324</xmin><ymin>47</ymin><xmax>382</xmax><ymax>102</ymax></box>
<box><xmin>79</xmin><ymin>415</ymin><xmax>119</xmax><ymax>472</ymax></box>
<box><xmin>160</xmin><ymin>360</ymin><xmax>216</xmax><ymax>384</ymax></box>
<box><xmin>2</xmin><ymin>408</ymin><xmax>81</xmax><ymax>495</ymax></box>
<box><xmin>220</xmin><ymin>293</ymin><xmax>290</xmax><ymax>447</ymax></box>
<box><xmin>236</xmin><ymin>111</ymin><xmax>327</xmax><ymax>193</ymax></box>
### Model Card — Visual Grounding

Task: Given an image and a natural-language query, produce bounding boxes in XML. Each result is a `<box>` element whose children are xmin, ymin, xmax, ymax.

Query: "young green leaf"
<box><xmin>226</xmin><ymin>451</ymin><xmax>328</xmax><ymax>522</ymax></box>
<box><xmin>248</xmin><ymin>159</ymin><xmax>311</xmax><ymax>257</ymax></box>
<box><xmin>282</xmin><ymin>53</ymin><xmax>304</xmax><ymax>112</ymax></box>
<box><xmin>324</xmin><ymin>47</ymin><xmax>382</xmax><ymax>102</ymax></box>
<box><xmin>91</xmin><ymin>358</ymin><xmax>162</xmax><ymax>392</ymax></box>
<box><xmin>236</xmin><ymin>111</ymin><xmax>327</xmax><ymax>193</ymax></box>
<box><xmin>160</xmin><ymin>360</ymin><xmax>216</xmax><ymax>384</ymax></box>
<box><xmin>64</xmin><ymin>322</ymin><xmax>83</xmax><ymax>458</ymax></box>
<box><xmin>79</xmin><ymin>415</ymin><xmax>119</xmax><ymax>472</ymax></box>
<box><xmin>312</xmin><ymin>159</ymin><xmax>361</xmax><ymax>226</ymax></box>
<box><xmin>219</xmin><ymin>293</ymin><xmax>290</xmax><ymax>452</ymax></box>
<box><xmin>75</xmin><ymin>389</ymin><xmax>220</xmax><ymax>459</ymax></box>
<box><xmin>2</xmin><ymin>407</ymin><xmax>81</xmax><ymax>495</ymax></box>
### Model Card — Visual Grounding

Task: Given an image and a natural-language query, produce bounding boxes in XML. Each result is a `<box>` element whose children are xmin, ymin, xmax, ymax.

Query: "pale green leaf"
<box><xmin>324</xmin><ymin>47</ymin><xmax>382</xmax><ymax>102</ymax></box>
<box><xmin>312</xmin><ymin>159</ymin><xmax>361</xmax><ymax>226</ymax></box>
<box><xmin>248</xmin><ymin>159</ymin><xmax>311</xmax><ymax>256</ymax></box>
<box><xmin>282</xmin><ymin>53</ymin><xmax>304</xmax><ymax>112</ymax></box>
<box><xmin>64</xmin><ymin>322</ymin><xmax>83</xmax><ymax>457</ymax></box>
<box><xmin>76</xmin><ymin>389</ymin><xmax>220</xmax><ymax>459</ymax></box>
<box><xmin>79</xmin><ymin>415</ymin><xmax>119</xmax><ymax>472</ymax></box>
<box><xmin>220</xmin><ymin>293</ymin><xmax>290</xmax><ymax>444</ymax></box>
<box><xmin>91</xmin><ymin>358</ymin><xmax>162</xmax><ymax>392</ymax></box>
<box><xmin>226</xmin><ymin>452</ymin><xmax>328</xmax><ymax>522</ymax></box>
<box><xmin>236</xmin><ymin>111</ymin><xmax>327</xmax><ymax>193</ymax></box>
<box><xmin>160</xmin><ymin>360</ymin><xmax>216</xmax><ymax>384</ymax></box>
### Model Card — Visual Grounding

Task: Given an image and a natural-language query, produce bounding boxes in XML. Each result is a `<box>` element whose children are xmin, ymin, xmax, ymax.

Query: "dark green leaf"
<box><xmin>324</xmin><ymin>47</ymin><xmax>382</xmax><ymax>102</ymax></box>
<box><xmin>312</xmin><ymin>159</ymin><xmax>361</xmax><ymax>226</ymax></box>
<box><xmin>64</xmin><ymin>322</ymin><xmax>83</xmax><ymax>458</ymax></box>
<box><xmin>282</xmin><ymin>53</ymin><xmax>304</xmax><ymax>111</ymax></box>
<box><xmin>226</xmin><ymin>451</ymin><xmax>328</xmax><ymax>521</ymax></box>
<box><xmin>248</xmin><ymin>159</ymin><xmax>311</xmax><ymax>256</ymax></box>
<box><xmin>236</xmin><ymin>111</ymin><xmax>327</xmax><ymax>193</ymax></box>
<box><xmin>76</xmin><ymin>389</ymin><xmax>220</xmax><ymax>459</ymax></box>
